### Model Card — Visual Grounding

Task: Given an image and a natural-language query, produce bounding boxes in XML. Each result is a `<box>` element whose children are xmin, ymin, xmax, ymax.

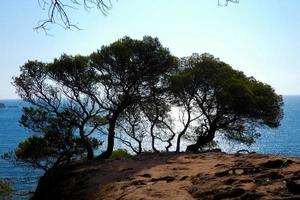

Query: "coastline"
<box><xmin>1</xmin><ymin>96</ymin><xmax>300</xmax><ymax>199</ymax></box>
<box><xmin>32</xmin><ymin>152</ymin><xmax>300</xmax><ymax>200</ymax></box>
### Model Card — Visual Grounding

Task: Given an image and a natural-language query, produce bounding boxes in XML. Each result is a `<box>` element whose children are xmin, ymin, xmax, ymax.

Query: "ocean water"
<box><xmin>1</xmin><ymin>96</ymin><xmax>300</xmax><ymax>198</ymax></box>
<box><xmin>0</xmin><ymin>100</ymin><xmax>42</xmax><ymax>199</ymax></box>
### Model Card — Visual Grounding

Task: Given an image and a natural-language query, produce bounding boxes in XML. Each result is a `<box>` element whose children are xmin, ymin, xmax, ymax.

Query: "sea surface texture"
<box><xmin>0</xmin><ymin>100</ymin><xmax>41</xmax><ymax>199</ymax></box>
<box><xmin>0</xmin><ymin>96</ymin><xmax>300</xmax><ymax>198</ymax></box>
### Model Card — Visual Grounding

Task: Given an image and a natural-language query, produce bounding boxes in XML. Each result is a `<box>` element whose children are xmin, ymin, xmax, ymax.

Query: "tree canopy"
<box><xmin>7</xmin><ymin>36</ymin><xmax>283</xmax><ymax>172</ymax></box>
<box><xmin>170</xmin><ymin>53</ymin><xmax>283</xmax><ymax>152</ymax></box>
<box><xmin>10</xmin><ymin>36</ymin><xmax>177</xmax><ymax>167</ymax></box>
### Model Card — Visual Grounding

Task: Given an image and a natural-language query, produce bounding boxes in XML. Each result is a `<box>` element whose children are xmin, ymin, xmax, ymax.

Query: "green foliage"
<box><xmin>170</xmin><ymin>53</ymin><xmax>283</xmax><ymax>149</ymax></box>
<box><xmin>90</xmin><ymin>36</ymin><xmax>178</xmax><ymax>158</ymax></box>
<box><xmin>90</xmin><ymin>36</ymin><xmax>178</xmax><ymax>101</ymax></box>
<box><xmin>0</xmin><ymin>179</ymin><xmax>13</xmax><ymax>200</ymax></box>
<box><xmin>12</xmin><ymin>36</ymin><xmax>283</xmax><ymax>161</ymax></box>
<box><xmin>5</xmin><ymin>107</ymin><xmax>101</xmax><ymax>171</ymax></box>
<box><xmin>110</xmin><ymin>149</ymin><xmax>131</xmax><ymax>160</ymax></box>
<box><xmin>13</xmin><ymin>35</ymin><xmax>177</xmax><ymax>162</ymax></box>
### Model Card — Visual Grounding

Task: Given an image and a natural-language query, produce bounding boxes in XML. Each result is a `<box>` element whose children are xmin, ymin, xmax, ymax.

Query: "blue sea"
<box><xmin>0</xmin><ymin>100</ymin><xmax>41</xmax><ymax>199</ymax></box>
<box><xmin>1</xmin><ymin>96</ymin><xmax>300</xmax><ymax>198</ymax></box>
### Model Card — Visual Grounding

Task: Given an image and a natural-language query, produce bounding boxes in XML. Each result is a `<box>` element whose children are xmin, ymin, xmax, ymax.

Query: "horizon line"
<box><xmin>1</xmin><ymin>94</ymin><xmax>300</xmax><ymax>101</ymax></box>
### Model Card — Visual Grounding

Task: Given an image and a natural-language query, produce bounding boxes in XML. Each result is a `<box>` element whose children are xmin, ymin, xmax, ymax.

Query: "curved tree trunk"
<box><xmin>150</xmin><ymin>122</ymin><xmax>159</xmax><ymax>153</ymax></box>
<box><xmin>97</xmin><ymin>112</ymin><xmax>119</xmax><ymax>159</ymax></box>
<box><xmin>176</xmin><ymin>107</ymin><xmax>192</xmax><ymax>152</ymax></box>
<box><xmin>97</xmin><ymin>101</ymin><xmax>129</xmax><ymax>159</ymax></box>
<box><xmin>79</xmin><ymin>128</ymin><xmax>94</xmax><ymax>160</ymax></box>
<box><xmin>176</xmin><ymin>127</ymin><xmax>189</xmax><ymax>152</ymax></box>
<box><xmin>165</xmin><ymin>131</ymin><xmax>175</xmax><ymax>152</ymax></box>
<box><xmin>137</xmin><ymin>140</ymin><xmax>142</xmax><ymax>155</ymax></box>
<box><xmin>185</xmin><ymin>128</ymin><xmax>216</xmax><ymax>152</ymax></box>
<box><xmin>176</xmin><ymin>117</ymin><xmax>191</xmax><ymax>152</ymax></box>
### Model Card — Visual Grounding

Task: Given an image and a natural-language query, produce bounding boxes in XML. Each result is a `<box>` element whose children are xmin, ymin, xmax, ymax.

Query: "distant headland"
<box><xmin>0</xmin><ymin>103</ymin><xmax>19</xmax><ymax>109</ymax></box>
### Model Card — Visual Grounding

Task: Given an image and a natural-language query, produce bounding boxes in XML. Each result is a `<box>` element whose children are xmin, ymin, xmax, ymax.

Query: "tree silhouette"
<box><xmin>10</xmin><ymin>37</ymin><xmax>283</xmax><ymax>171</ymax></box>
<box><xmin>169</xmin><ymin>53</ymin><xmax>283</xmax><ymax>152</ymax></box>
<box><xmin>12</xmin><ymin>36</ymin><xmax>177</xmax><ymax>161</ymax></box>
<box><xmin>13</xmin><ymin>56</ymin><xmax>104</xmax><ymax>160</ymax></box>
<box><xmin>35</xmin><ymin>0</ymin><xmax>112</xmax><ymax>32</ymax></box>
<box><xmin>90</xmin><ymin>36</ymin><xmax>177</xmax><ymax>158</ymax></box>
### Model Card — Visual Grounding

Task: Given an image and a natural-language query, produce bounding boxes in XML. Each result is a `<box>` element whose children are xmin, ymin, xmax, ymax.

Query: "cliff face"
<box><xmin>32</xmin><ymin>152</ymin><xmax>300</xmax><ymax>200</ymax></box>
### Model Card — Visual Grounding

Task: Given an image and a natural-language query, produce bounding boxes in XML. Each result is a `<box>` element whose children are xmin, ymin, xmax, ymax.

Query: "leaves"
<box><xmin>169</xmin><ymin>53</ymin><xmax>283</xmax><ymax>147</ymax></box>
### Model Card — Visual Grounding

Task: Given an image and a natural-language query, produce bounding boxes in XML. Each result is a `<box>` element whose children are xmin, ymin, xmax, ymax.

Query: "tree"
<box><xmin>13</xmin><ymin>56</ymin><xmax>105</xmax><ymax>160</ymax></box>
<box><xmin>89</xmin><ymin>36</ymin><xmax>177</xmax><ymax>158</ymax></box>
<box><xmin>11</xmin><ymin>38</ymin><xmax>282</xmax><ymax>167</ymax></box>
<box><xmin>10</xmin><ymin>107</ymin><xmax>98</xmax><ymax>171</ymax></box>
<box><xmin>12</xmin><ymin>36</ymin><xmax>177</xmax><ymax>162</ymax></box>
<box><xmin>115</xmin><ymin>108</ymin><xmax>146</xmax><ymax>155</ymax></box>
<box><xmin>170</xmin><ymin>53</ymin><xmax>283</xmax><ymax>152</ymax></box>
<box><xmin>168</xmin><ymin>74</ymin><xmax>200</xmax><ymax>152</ymax></box>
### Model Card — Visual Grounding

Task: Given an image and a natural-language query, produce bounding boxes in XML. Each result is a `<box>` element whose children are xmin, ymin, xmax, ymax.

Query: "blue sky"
<box><xmin>1</xmin><ymin>0</ymin><xmax>300</xmax><ymax>99</ymax></box>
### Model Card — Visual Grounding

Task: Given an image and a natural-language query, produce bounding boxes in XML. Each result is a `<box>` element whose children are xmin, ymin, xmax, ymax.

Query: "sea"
<box><xmin>0</xmin><ymin>96</ymin><xmax>300</xmax><ymax>199</ymax></box>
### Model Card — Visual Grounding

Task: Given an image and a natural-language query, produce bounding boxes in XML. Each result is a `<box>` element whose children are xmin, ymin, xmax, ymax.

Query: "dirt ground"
<box><xmin>33</xmin><ymin>152</ymin><xmax>300</xmax><ymax>200</ymax></box>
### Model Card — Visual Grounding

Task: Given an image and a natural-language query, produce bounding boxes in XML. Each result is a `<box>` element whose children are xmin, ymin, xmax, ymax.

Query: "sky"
<box><xmin>1</xmin><ymin>0</ymin><xmax>300</xmax><ymax>99</ymax></box>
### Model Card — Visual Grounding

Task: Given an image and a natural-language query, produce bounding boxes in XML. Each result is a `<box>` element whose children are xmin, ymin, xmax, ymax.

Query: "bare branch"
<box><xmin>34</xmin><ymin>0</ymin><xmax>112</xmax><ymax>33</ymax></box>
<box><xmin>218</xmin><ymin>0</ymin><xmax>239</xmax><ymax>6</ymax></box>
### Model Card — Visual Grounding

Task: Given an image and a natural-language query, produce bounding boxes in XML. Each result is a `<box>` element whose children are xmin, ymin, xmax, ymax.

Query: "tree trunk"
<box><xmin>176</xmin><ymin>131</ymin><xmax>184</xmax><ymax>152</ymax></box>
<box><xmin>137</xmin><ymin>141</ymin><xmax>142</xmax><ymax>155</ymax></box>
<box><xmin>150</xmin><ymin>122</ymin><xmax>159</xmax><ymax>153</ymax></box>
<box><xmin>176</xmin><ymin>122</ymin><xmax>191</xmax><ymax>152</ymax></box>
<box><xmin>79</xmin><ymin>128</ymin><xmax>94</xmax><ymax>160</ymax></box>
<box><xmin>185</xmin><ymin>128</ymin><xmax>216</xmax><ymax>152</ymax></box>
<box><xmin>176</xmin><ymin>108</ymin><xmax>191</xmax><ymax>152</ymax></box>
<box><xmin>97</xmin><ymin>110</ymin><xmax>121</xmax><ymax>159</ymax></box>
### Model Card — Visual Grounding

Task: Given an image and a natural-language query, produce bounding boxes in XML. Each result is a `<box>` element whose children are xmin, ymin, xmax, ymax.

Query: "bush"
<box><xmin>0</xmin><ymin>179</ymin><xmax>13</xmax><ymax>200</ymax></box>
<box><xmin>110</xmin><ymin>149</ymin><xmax>131</xmax><ymax>160</ymax></box>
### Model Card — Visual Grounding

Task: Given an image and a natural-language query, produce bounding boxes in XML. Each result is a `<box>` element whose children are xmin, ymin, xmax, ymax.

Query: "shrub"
<box><xmin>110</xmin><ymin>149</ymin><xmax>131</xmax><ymax>160</ymax></box>
<box><xmin>0</xmin><ymin>179</ymin><xmax>13</xmax><ymax>200</ymax></box>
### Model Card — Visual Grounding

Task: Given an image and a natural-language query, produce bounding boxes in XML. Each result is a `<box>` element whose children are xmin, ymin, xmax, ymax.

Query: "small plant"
<box><xmin>0</xmin><ymin>179</ymin><xmax>13</xmax><ymax>200</ymax></box>
<box><xmin>110</xmin><ymin>149</ymin><xmax>131</xmax><ymax>160</ymax></box>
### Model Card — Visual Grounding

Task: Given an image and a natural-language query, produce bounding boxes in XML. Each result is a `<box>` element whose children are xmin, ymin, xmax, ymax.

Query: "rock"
<box><xmin>215</xmin><ymin>170</ymin><xmax>230</xmax><ymax>177</ymax></box>
<box><xmin>259</xmin><ymin>159</ymin><xmax>294</xmax><ymax>169</ymax></box>
<box><xmin>239</xmin><ymin>179</ymin><xmax>253</xmax><ymax>183</ymax></box>
<box><xmin>139</xmin><ymin>173</ymin><xmax>152</xmax><ymax>178</ymax></box>
<box><xmin>223</xmin><ymin>178</ymin><xmax>237</xmax><ymax>185</ymax></box>
<box><xmin>281</xmin><ymin>196</ymin><xmax>300</xmax><ymax>200</ymax></box>
<box><xmin>215</xmin><ymin>163</ymin><xmax>226</xmax><ymax>167</ymax></box>
<box><xmin>191</xmin><ymin>189</ymin><xmax>216</xmax><ymax>199</ymax></box>
<box><xmin>287</xmin><ymin>180</ymin><xmax>300</xmax><ymax>194</ymax></box>
<box><xmin>240</xmin><ymin>190</ymin><xmax>264</xmax><ymax>200</ymax></box>
<box><xmin>179</xmin><ymin>176</ymin><xmax>189</xmax><ymax>181</ymax></box>
<box><xmin>186</xmin><ymin>186</ymin><xmax>199</xmax><ymax>195</ymax></box>
<box><xmin>202</xmin><ymin>149</ymin><xmax>222</xmax><ymax>153</ymax></box>
<box><xmin>120</xmin><ymin>167</ymin><xmax>133</xmax><ymax>172</ymax></box>
<box><xmin>291</xmin><ymin>171</ymin><xmax>300</xmax><ymax>180</ymax></box>
<box><xmin>213</xmin><ymin>188</ymin><xmax>246</xmax><ymax>199</ymax></box>
<box><xmin>237</xmin><ymin>150</ymin><xmax>251</xmax><ymax>154</ymax></box>
<box><xmin>131</xmin><ymin>180</ymin><xmax>146</xmax><ymax>186</ymax></box>
<box><xmin>150</xmin><ymin>176</ymin><xmax>175</xmax><ymax>183</ymax></box>
<box><xmin>257</xmin><ymin>171</ymin><xmax>284</xmax><ymax>180</ymax></box>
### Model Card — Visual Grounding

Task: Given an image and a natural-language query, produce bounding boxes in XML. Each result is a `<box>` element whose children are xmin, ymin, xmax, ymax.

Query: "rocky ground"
<box><xmin>33</xmin><ymin>152</ymin><xmax>300</xmax><ymax>200</ymax></box>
